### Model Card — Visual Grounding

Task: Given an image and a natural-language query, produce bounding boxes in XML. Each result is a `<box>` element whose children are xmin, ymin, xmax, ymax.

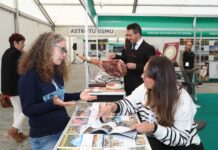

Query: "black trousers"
<box><xmin>148</xmin><ymin>137</ymin><xmax>204</xmax><ymax>150</ymax></box>
<box><xmin>183</xmin><ymin>70</ymin><xmax>194</xmax><ymax>96</ymax></box>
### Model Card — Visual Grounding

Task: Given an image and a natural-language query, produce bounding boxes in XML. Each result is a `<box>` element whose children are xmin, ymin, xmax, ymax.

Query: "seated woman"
<box><xmin>99</xmin><ymin>56</ymin><xmax>204</xmax><ymax>150</ymax></box>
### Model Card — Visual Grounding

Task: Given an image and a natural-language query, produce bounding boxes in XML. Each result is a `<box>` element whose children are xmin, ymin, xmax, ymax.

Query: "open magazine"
<box><xmin>84</xmin><ymin>116</ymin><xmax>137</xmax><ymax>139</ymax></box>
<box><xmin>55</xmin><ymin>103</ymin><xmax>152</xmax><ymax>150</ymax></box>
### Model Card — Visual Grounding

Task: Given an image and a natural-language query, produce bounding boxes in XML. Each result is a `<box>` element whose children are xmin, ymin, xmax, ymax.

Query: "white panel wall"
<box><xmin>19</xmin><ymin>16</ymin><xmax>39</xmax><ymax>49</ymax></box>
<box><xmin>0</xmin><ymin>0</ymin><xmax>14</xmax><ymax>8</ymax></box>
<box><xmin>19</xmin><ymin>16</ymin><xmax>51</xmax><ymax>50</ymax></box>
<box><xmin>0</xmin><ymin>9</ymin><xmax>51</xmax><ymax>91</ymax></box>
<box><xmin>38</xmin><ymin>23</ymin><xmax>52</xmax><ymax>34</ymax></box>
<box><xmin>0</xmin><ymin>8</ymin><xmax>15</xmax><ymax>91</ymax></box>
<box><xmin>19</xmin><ymin>0</ymin><xmax>48</xmax><ymax>23</ymax></box>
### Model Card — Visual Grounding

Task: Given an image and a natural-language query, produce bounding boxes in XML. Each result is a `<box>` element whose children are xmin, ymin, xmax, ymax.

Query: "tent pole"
<box><xmin>14</xmin><ymin>0</ymin><xmax>19</xmax><ymax>32</ymax></box>
<box><xmin>193</xmin><ymin>16</ymin><xmax>197</xmax><ymax>51</ymax></box>
<box><xmin>96</xmin><ymin>27</ymin><xmax>99</xmax><ymax>59</ymax></box>
<box><xmin>84</xmin><ymin>0</ymin><xmax>89</xmax><ymax>88</ymax></box>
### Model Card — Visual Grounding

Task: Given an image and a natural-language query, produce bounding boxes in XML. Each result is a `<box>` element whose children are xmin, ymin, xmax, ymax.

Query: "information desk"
<box><xmin>54</xmin><ymin>102</ymin><xmax>151</xmax><ymax>150</ymax></box>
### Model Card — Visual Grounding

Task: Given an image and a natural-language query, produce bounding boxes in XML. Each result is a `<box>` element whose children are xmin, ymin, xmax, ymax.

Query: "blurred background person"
<box><xmin>182</xmin><ymin>41</ymin><xmax>195</xmax><ymax>95</ymax></box>
<box><xmin>1</xmin><ymin>33</ymin><xmax>27</xmax><ymax>143</ymax></box>
<box><xmin>183</xmin><ymin>41</ymin><xmax>195</xmax><ymax>82</ymax></box>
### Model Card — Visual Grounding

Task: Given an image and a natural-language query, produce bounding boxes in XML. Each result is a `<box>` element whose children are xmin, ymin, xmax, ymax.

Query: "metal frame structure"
<box><xmin>1</xmin><ymin>0</ymin><xmax>218</xmax><ymax>87</ymax></box>
<box><xmin>0</xmin><ymin>2</ymin><xmax>52</xmax><ymax>27</ymax></box>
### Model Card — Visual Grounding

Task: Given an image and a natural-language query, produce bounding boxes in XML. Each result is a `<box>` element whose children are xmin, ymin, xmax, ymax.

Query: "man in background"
<box><xmin>183</xmin><ymin>41</ymin><xmax>195</xmax><ymax>83</ymax></box>
<box><xmin>182</xmin><ymin>41</ymin><xmax>196</xmax><ymax>96</ymax></box>
<box><xmin>108</xmin><ymin>23</ymin><xmax>155</xmax><ymax>95</ymax></box>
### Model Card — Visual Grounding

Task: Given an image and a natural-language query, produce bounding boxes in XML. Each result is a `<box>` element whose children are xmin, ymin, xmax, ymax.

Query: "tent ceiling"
<box><xmin>39</xmin><ymin>0</ymin><xmax>218</xmax><ymax>26</ymax></box>
<box><xmin>39</xmin><ymin>0</ymin><xmax>93</xmax><ymax>26</ymax></box>
<box><xmin>1</xmin><ymin>0</ymin><xmax>218</xmax><ymax>26</ymax></box>
<box><xmin>93</xmin><ymin>0</ymin><xmax>218</xmax><ymax>16</ymax></box>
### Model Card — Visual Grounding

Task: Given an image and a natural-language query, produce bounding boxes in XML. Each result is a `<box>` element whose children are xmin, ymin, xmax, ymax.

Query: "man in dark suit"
<box><xmin>108</xmin><ymin>23</ymin><xmax>155</xmax><ymax>95</ymax></box>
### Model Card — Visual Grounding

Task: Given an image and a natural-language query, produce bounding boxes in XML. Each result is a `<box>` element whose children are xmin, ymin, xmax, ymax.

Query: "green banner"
<box><xmin>142</xmin><ymin>31</ymin><xmax>193</xmax><ymax>37</ymax></box>
<box><xmin>202</xmin><ymin>32</ymin><xmax>218</xmax><ymax>37</ymax></box>
<box><xmin>142</xmin><ymin>30</ymin><xmax>218</xmax><ymax>37</ymax></box>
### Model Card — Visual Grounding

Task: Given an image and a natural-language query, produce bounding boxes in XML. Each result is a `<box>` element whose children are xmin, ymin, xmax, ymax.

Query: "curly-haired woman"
<box><xmin>18</xmin><ymin>32</ymin><xmax>96</xmax><ymax>150</ymax></box>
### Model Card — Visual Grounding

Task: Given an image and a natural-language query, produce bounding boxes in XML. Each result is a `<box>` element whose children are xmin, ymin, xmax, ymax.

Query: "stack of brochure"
<box><xmin>55</xmin><ymin>102</ymin><xmax>151</xmax><ymax>150</ymax></box>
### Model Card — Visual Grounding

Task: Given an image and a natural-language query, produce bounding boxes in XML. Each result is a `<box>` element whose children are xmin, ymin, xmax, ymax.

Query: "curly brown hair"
<box><xmin>18</xmin><ymin>32</ymin><xmax>68</xmax><ymax>82</ymax></box>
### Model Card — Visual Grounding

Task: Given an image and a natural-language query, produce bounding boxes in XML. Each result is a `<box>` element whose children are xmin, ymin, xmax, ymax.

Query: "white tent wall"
<box><xmin>38</xmin><ymin>23</ymin><xmax>52</xmax><ymax>34</ymax></box>
<box><xmin>55</xmin><ymin>27</ymin><xmax>75</xmax><ymax>63</ymax></box>
<box><xmin>0</xmin><ymin>8</ymin><xmax>15</xmax><ymax>54</ymax></box>
<box><xmin>19</xmin><ymin>16</ymin><xmax>52</xmax><ymax>49</ymax></box>
<box><xmin>19</xmin><ymin>0</ymin><xmax>49</xmax><ymax>23</ymax></box>
<box><xmin>0</xmin><ymin>7</ymin><xmax>15</xmax><ymax>91</ymax></box>
<box><xmin>0</xmin><ymin>8</ymin><xmax>52</xmax><ymax>91</ymax></box>
<box><xmin>0</xmin><ymin>0</ymin><xmax>14</xmax><ymax>8</ymax></box>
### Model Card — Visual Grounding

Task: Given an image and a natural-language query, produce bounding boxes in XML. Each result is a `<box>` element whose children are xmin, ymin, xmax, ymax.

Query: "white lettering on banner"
<box><xmin>70</xmin><ymin>27</ymin><xmax>115</xmax><ymax>36</ymax></box>
<box><xmin>146</xmin><ymin>31</ymin><xmax>192</xmax><ymax>36</ymax></box>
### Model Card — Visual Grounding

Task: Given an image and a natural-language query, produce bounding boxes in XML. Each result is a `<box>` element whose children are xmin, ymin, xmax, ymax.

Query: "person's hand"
<box><xmin>98</xmin><ymin>60</ymin><xmax>103</xmax><ymax>69</ymax></box>
<box><xmin>127</xmin><ymin>63</ymin><xmax>136</xmax><ymax>69</ymax></box>
<box><xmin>53</xmin><ymin>95</ymin><xmax>76</xmax><ymax>107</ymax></box>
<box><xmin>107</xmin><ymin>53</ymin><xmax>116</xmax><ymax>60</ymax></box>
<box><xmin>80</xmin><ymin>90</ymin><xmax>97</xmax><ymax>101</ymax></box>
<box><xmin>118</xmin><ymin>59</ymin><xmax>125</xmax><ymax>65</ymax></box>
<box><xmin>132</xmin><ymin>122</ymin><xmax>155</xmax><ymax>134</ymax></box>
<box><xmin>98</xmin><ymin>103</ymin><xmax>116</xmax><ymax>122</ymax></box>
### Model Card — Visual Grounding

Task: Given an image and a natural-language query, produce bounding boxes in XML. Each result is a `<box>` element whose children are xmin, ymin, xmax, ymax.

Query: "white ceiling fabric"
<box><xmin>1</xmin><ymin>0</ymin><xmax>218</xmax><ymax>26</ymax></box>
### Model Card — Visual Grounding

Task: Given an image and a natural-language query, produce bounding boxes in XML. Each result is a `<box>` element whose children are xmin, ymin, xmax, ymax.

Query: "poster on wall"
<box><xmin>163</xmin><ymin>42</ymin><xmax>179</xmax><ymax>61</ymax></box>
<box><xmin>197</xmin><ymin>63</ymin><xmax>209</xmax><ymax>81</ymax></box>
<box><xmin>209</xmin><ymin>62</ymin><xmax>218</xmax><ymax>79</ymax></box>
<box><xmin>84</xmin><ymin>39</ymin><xmax>108</xmax><ymax>57</ymax></box>
<box><xmin>209</xmin><ymin>40</ymin><xmax>218</xmax><ymax>58</ymax></box>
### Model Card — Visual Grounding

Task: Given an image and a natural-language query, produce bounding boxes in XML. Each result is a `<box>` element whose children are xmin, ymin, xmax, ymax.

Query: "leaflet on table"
<box><xmin>57</xmin><ymin>134</ymin><xmax>151</xmax><ymax>150</ymax></box>
<box><xmin>73</xmin><ymin>102</ymin><xmax>92</xmax><ymax>118</ymax></box>
<box><xmin>71</xmin><ymin>117</ymin><xmax>89</xmax><ymax>126</ymax></box>
<box><xmin>65</xmin><ymin>125</ymin><xmax>84</xmax><ymax>135</ymax></box>
<box><xmin>71</xmin><ymin>103</ymin><xmax>100</xmax><ymax>127</ymax></box>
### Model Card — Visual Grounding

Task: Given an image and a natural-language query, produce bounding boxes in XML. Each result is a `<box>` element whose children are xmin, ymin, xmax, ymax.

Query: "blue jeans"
<box><xmin>29</xmin><ymin>131</ymin><xmax>62</xmax><ymax>150</ymax></box>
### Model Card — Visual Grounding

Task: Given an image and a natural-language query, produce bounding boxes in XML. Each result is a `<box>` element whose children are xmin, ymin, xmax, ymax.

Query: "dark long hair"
<box><xmin>145</xmin><ymin>56</ymin><xmax>179</xmax><ymax>127</ymax></box>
